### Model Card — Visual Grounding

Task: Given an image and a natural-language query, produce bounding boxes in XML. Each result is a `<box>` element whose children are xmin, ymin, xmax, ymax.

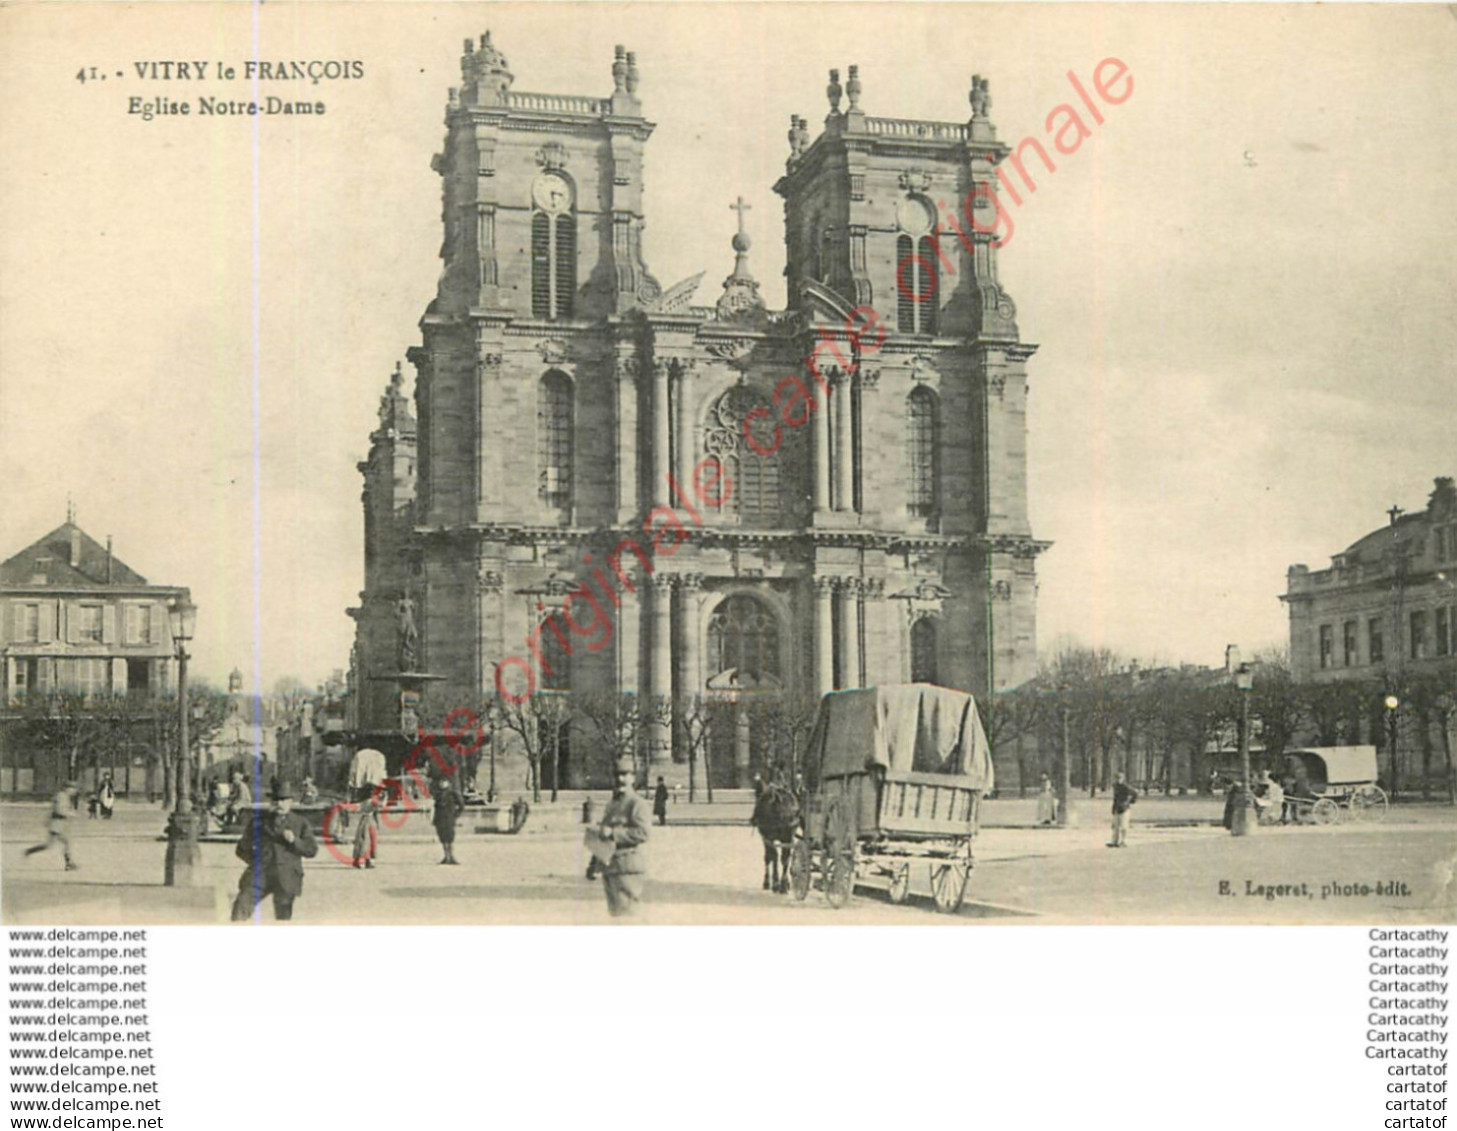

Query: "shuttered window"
<box><xmin>531</xmin><ymin>212</ymin><xmax>576</xmax><ymax>321</ymax></box>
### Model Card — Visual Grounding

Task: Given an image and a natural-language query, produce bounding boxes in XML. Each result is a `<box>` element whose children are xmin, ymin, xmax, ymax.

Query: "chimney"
<box><xmin>1224</xmin><ymin>645</ymin><xmax>1241</xmax><ymax>675</ymax></box>
<box><xmin>105</xmin><ymin>536</ymin><xmax>113</xmax><ymax>584</ymax></box>
<box><xmin>69</xmin><ymin>527</ymin><xmax>82</xmax><ymax>569</ymax></box>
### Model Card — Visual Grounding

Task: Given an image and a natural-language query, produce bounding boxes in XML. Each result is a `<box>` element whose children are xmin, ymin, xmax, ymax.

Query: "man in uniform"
<box><xmin>596</xmin><ymin>757</ymin><xmax>650</xmax><ymax>917</ymax></box>
<box><xmin>231</xmin><ymin>779</ymin><xmax>318</xmax><ymax>922</ymax></box>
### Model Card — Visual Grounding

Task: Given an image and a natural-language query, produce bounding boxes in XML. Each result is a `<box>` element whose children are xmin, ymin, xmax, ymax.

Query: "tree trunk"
<box><xmin>1418</xmin><ymin>705</ymin><xmax>1433</xmax><ymax>800</ymax></box>
<box><xmin>1438</xmin><ymin>707</ymin><xmax>1455</xmax><ymax>807</ymax></box>
<box><xmin>550</xmin><ymin>724</ymin><xmax>560</xmax><ymax>803</ymax></box>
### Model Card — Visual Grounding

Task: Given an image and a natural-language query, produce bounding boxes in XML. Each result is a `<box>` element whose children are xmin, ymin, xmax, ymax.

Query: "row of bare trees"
<box><xmin>413</xmin><ymin>689</ymin><xmax>823</xmax><ymax>802</ymax></box>
<box><xmin>4</xmin><ymin>686</ymin><xmax>231</xmax><ymax>804</ymax></box>
<box><xmin>986</xmin><ymin>648</ymin><xmax>1457</xmax><ymax>802</ymax></box>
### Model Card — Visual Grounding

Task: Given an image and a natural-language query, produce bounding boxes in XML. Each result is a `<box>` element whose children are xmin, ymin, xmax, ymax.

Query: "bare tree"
<box><xmin>498</xmin><ymin>692</ymin><xmax>573</xmax><ymax>802</ymax></box>
<box><xmin>575</xmin><ymin>691</ymin><xmax>668</xmax><ymax>791</ymax></box>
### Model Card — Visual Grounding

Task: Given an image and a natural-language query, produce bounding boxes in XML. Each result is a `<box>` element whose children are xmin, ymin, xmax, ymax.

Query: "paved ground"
<box><xmin>2</xmin><ymin>797</ymin><xmax>1453</xmax><ymax>925</ymax></box>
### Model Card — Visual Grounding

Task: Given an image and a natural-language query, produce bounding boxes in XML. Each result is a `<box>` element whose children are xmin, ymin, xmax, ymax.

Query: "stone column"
<box><xmin>813</xmin><ymin>374</ymin><xmax>832</xmax><ymax>513</ymax></box>
<box><xmin>833</xmin><ymin>369</ymin><xmax>854</xmax><ymax>512</ymax></box>
<box><xmin>733</xmin><ymin>698</ymin><xmax>752</xmax><ymax>787</ymax></box>
<box><xmin>615</xmin><ymin>355</ymin><xmax>640</xmax><ymax>522</ymax></box>
<box><xmin>675</xmin><ymin>361</ymin><xmax>694</xmax><ymax>491</ymax></box>
<box><xmin>838</xmin><ymin>579</ymin><xmax>862</xmax><ymax>689</ymax></box>
<box><xmin>652</xmin><ymin>359</ymin><xmax>671</xmax><ymax>505</ymax></box>
<box><xmin>813</xmin><ymin>577</ymin><xmax>836</xmax><ymax>696</ymax></box>
<box><xmin>674</xmin><ymin>575</ymin><xmax>702</xmax><ymax>768</ymax></box>
<box><xmin>675</xmin><ymin>576</ymin><xmax>702</xmax><ymax>701</ymax></box>
<box><xmin>648</xmin><ymin>575</ymin><xmax>673</xmax><ymax>767</ymax></box>
<box><xmin>477</xmin><ymin>350</ymin><xmax>502</xmax><ymax>519</ymax></box>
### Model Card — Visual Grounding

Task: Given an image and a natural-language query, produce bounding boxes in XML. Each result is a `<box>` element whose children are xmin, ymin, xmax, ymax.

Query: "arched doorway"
<box><xmin>704</xmin><ymin>595</ymin><xmax>784</xmax><ymax>787</ymax></box>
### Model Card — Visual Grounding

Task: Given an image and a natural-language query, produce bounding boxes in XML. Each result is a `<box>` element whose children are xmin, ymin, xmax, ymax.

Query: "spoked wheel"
<box><xmin>930</xmin><ymin>852</ymin><xmax>970</xmax><ymax>914</ymax></box>
<box><xmin>825</xmin><ymin>849</ymin><xmax>856</xmax><ymax>909</ymax></box>
<box><xmin>1351</xmin><ymin>785</ymin><xmax>1388</xmax><ymax>822</ymax></box>
<box><xmin>887</xmin><ymin>862</ymin><xmax>911</xmax><ymax>905</ymax></box>
<box><xmin>1311</xmin><ymin>798</ymin><xmax>1340</xmax><ymax>826</ymax></box>
<box><xmin>788</xmin><ymin>839</ymin><xmax>812</xmax><ymax>902</ymax></box>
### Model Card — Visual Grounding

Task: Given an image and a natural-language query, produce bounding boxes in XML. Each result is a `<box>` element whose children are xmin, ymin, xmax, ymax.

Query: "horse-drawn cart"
<box><xmin>788</xmin><ymin>684</ymin><xmax>993</xmax><ymax>914</ymax></box>
<box><xmin>1282</xmin><ymin>746</ymin><xmax>1387</xmax><ymax>824</ymax></box>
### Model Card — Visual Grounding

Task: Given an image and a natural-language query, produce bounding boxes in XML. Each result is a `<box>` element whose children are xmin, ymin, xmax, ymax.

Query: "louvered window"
<box><xmin>532</xmin><ymin>212</ymin><xmax>575</xmax><ymax>321</ymax></box>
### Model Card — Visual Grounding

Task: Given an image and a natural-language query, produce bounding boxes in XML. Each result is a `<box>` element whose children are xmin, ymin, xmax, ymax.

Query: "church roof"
<box><xmin>0</xmin><ymin>522</ymin><xmax>151</xmax><ymax>589</ymax></box>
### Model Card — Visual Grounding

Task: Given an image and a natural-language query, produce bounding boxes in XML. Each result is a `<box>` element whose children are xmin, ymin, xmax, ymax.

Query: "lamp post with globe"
<box><xmin>163</xmin><ymin>596</ymin><xmax>200</xmax><ymax>886</ymax></box>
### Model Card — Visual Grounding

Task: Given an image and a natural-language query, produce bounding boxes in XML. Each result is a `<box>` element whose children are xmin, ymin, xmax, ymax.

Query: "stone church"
<box><xmin>350</xmin><ymin>33</ymin><xmax>1047</xmax><ymax>787</ymax></box>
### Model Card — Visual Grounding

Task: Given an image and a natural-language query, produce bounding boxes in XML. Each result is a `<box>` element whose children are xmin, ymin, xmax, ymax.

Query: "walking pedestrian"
<box><xmin>433</xmin><ymin>778</ymin><xmax>463</xmax><ymax>865</ymax></box>
<box><xmin>98</xmin><ymin>774</ymin><xmax>116</xmax><ymax>820</ymax></box>
<box><xmin>596</xmin><ymin>757</ymin><xmax>650</xmax><ymax>917</ymax></box>
<box><xmin>351</xmin><ymin>788</ymin><xmax>383</xmax><ymax>869</ymax></box>
<box><xmin>26</xmin><ymin>781</ymin><xmax>80</xmax><ymax>870</ymax></box>
<box><xmin>1035</xmin><ymin>773</ymin><xmax>1058</xmax><ymax>826</ymax></box>
<box><xmin>230</xmin><ymin>779</ymin><xmax>318</xmax><ymax>922</ymax></box>
<box><xmin>652</xmin><ymin>775</ymin><xmax>669</xmax><ymax>827</ymax></box>
<box><xmin>1107</xmin><ymin>771</ymin><xmax>1138</xmax><ymax>848</ymax></box>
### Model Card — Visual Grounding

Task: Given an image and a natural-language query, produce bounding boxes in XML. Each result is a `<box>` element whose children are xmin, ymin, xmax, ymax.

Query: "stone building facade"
<box><xmin>351</xmin><ymin>35</ymin><xmax>1047</xmax><ymax>786</ymax></box>
<box><xmin>1284</xmin><ymin>477</ymin><xmax>1457</xmax><ymax>684</ymax></box>
<box><xmin>0</xmin><ymin>512</ymin><xmax>190</xmax><ymax>794</ymax></box>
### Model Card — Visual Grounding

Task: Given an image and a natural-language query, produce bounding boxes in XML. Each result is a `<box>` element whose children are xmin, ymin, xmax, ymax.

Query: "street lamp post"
<box><xmin>1231</xmin><ymin>662</ymin><xmax>1255</xmax><ymax>837</ymax></box>
<box><xmin>1384</xmin><ymin>693</ymin><xmax>1400</xmax><ymax>801</ymax></box>
<box><xmin>163</xmin><ymin>596</ymin><xmax>200</xmax><ymax>886</ymax></box>
<box><xmin>1057</xmin><ymin>691</ymin><xmax>1072</xmax><ymax>828</ymax></box>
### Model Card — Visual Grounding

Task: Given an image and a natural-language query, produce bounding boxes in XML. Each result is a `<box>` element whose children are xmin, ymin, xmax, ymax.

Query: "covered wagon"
<box><xmin>790</xmin><ymin>684</ymin><xmax>994</xmax><ymax>913</ymax></box>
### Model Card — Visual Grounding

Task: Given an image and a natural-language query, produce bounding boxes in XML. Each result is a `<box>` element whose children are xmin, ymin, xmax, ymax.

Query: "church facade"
<box><xmin>350</xmin><ymin>34</ymin><xmax>1047</xmax><ymax>787</ymax></box>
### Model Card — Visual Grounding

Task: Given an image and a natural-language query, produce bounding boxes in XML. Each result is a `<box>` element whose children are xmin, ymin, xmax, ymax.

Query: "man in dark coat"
<box><xmin>1107</xmin><ymin>771</ymin><xmax>1138</xmax><ymax>847</ymax></box>
<box><xmin>433</xmin><ymin>778</ymin><xmax>464</xmax><ymax>865</ymax></box>
<box><xmin>652</xmin><ymin>775</ymin><xmax>669</xmax><ymax>826</ymax></box>
<box><xmin>231</xmin><ymin>780</ymin><xmax>318</xmax><ymax>922</ymax></box>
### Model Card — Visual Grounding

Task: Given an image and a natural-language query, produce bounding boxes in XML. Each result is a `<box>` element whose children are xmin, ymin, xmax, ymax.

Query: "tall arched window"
<box><xmin>538</xmin><ymin>617</ymin><xmax>572</xmax><ymax>691</ymax></box>
<box><xmin>906</xmin><ymin>386</ymin><xmax>938</xmax><ymax>519</ymax></box>
<box><xmin>703</xmin><ymin>387</ymin><xmax>782</xmax><ymax>525</ymax></box>
<box><xmin>531</xmin><ymin>211</ymin><xmax>576</xmax><ymax>320</ymax></box>
<box><xmin>538</xmin><ymin>371</ymin><xmax>574</xmax><ymax>509</ymax></box>
<box><xmin>707</xmin><ymin>595</ymin><xmax>781</xmax><ymax>681</ymax></box>
<box><xmin>910</xmin><ymin>617</ymin><xmax>938</xmax><ymax>684</ymax></box>
<box><xmin>896</xmin><ymin>231</ymin><xmax>939</xmax><ymax>335</ymax></box>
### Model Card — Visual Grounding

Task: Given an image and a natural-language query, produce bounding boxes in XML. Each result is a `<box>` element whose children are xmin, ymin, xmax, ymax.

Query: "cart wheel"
<box><xmin>788</xmin><ymin>839</ymin><xmax>812</xmax><ymax>902</ymax></box>
<box><xmin>825</xmin><ymin>849</ymin><xmax>855</xmax><ymax>909</ymax></box>
<box><xmin>887</xmin><ymin>862</ymin><xmax>911</xmax><ymax>905</ymax></box>
<box><xmin>1352</xmin><ymin>785</ymin><xmax>1388</xmax><ymax>822</ymax></box>
<box><xmin>1311</xmin><ymin>798</ymin><xmax>1340</xmax><ymax>825</ymax></box>
<box><xmin>931</xmin><ymin>861</ymin><xmax>969</xmax><ymax>914</ymax></box>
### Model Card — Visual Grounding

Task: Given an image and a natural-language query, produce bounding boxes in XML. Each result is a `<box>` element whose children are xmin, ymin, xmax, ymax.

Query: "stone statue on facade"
<box><xmin>396</xmin><ymin>592</ymin><xmax>419</xmax><ymax>671</ymax></box>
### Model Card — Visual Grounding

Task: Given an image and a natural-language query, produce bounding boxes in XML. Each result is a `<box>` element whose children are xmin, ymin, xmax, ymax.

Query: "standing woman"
<box><xmin>433</xmin><ymin>778</ymin><xmax>463</xmax><ymax>865</ymax></box>
<box><xmin>98</xmin><ymin>774</ymin><xmax>116</xmax><ymax>820</ymax></box>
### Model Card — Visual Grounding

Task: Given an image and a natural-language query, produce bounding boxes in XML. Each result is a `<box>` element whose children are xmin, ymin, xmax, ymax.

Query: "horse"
<box><xmin>750</xmin><ymin>782</ymin><xmax>802</xmax><ymax>893</ymax></box>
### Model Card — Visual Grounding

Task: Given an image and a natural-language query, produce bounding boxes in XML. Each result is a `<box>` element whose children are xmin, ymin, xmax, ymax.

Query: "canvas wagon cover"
<box><xmin>812</xmin><ymin>684</ymin><xmax>994</xmax><ymax>789</ymax></box>
<box><xmin>1286</xmin><ymin>746</ymin><xmax>1378</xmax><ymax>787</ymax></box>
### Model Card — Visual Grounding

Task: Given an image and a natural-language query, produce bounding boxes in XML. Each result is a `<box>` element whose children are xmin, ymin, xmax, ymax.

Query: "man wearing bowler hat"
<box><xmin>596</xmin><ymin>756</ymin><xmax>650</xmax><ymax>916</ymax></box>
<box><xmin>231</xmin><ymin>778</ymin><xmax>319</xmax><ymax>922</ymax></box>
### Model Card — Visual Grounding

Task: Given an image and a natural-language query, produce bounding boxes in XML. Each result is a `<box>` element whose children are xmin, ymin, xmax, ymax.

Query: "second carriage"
<box><xmin>1281</xmin><ymin>745</ymin><xmax>1388</xmax><ymax>825</ymax></box>
<box><xmin>788</xmin><ymin>684</ymin><xmax>994</xmax><ymax>914</ymax></box>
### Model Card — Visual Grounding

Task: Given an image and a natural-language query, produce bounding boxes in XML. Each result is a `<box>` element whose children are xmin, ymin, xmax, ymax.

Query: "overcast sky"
<box><xmin>2</xmin><ymin>3</ymin><xmax>1454</xmax><ymax>691</ymax></box>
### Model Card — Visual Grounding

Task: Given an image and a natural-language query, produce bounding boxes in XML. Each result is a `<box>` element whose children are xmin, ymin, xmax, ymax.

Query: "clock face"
<box><xmin>532</xmin><ymin>173</ymin><xmax>573</xmax><ymax>214</ymax></box>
